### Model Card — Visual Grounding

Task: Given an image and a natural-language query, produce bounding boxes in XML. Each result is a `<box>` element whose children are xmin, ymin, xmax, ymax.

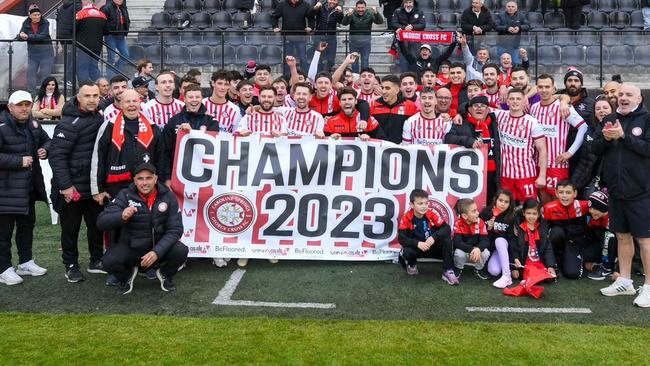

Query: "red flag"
<box><xmin>503</xmin><ymin>261</ymin><xmax>554</xmax><ymax>298</ymax></box>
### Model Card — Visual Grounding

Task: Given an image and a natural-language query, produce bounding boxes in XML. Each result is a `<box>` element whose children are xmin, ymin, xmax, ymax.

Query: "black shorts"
<box><xmin>609</xmin><ymin>195</ymin><xmax>650</xmax><ymax>238</ymax></box>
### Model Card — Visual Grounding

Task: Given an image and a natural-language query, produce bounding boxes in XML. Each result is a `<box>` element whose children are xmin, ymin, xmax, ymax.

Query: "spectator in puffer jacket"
<box><xmin>18</xmin><ymin>4</ymin><xmax>54</xmax><ymax>92</ymax></box>
<box><xmin>313</xmin><ymin>0</ymin><xmax>344</xmax><ymax>72</ymax></box>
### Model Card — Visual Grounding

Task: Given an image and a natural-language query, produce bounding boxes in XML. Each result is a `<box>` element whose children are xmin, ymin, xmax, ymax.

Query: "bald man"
<box><xmin>602</xmin><ymin>80</ymin><xmax>621</xmax><ymax>109</ymax></box>
<box><xmin>593</xmin><ymin>83</ymin><xmax>650</xmax><ymax>308</ymax></box>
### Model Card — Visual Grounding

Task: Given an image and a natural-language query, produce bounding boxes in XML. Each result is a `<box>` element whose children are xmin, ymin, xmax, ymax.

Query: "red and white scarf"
<box><xmin>111</xmin><ymin>112</ymin><xmax>154</xmax><ymax>151</ymax></box>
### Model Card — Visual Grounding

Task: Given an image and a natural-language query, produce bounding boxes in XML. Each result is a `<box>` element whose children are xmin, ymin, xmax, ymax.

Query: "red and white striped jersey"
<box><xmin>529</xmin><ymin>99</ymin><xmax>585</xmax><ymax>169</ymax></box>
<box><xmin>486</xmin><ymin>90</ymin><xmax>500</xmax><ymax>108</ymax></box>
<box><xmin>142</xmin><ymin>98</ymin><xmax>184</xmax><ymax>129</ymax></box>
<box><xmin>202</xmin><ymin>98</ymin><xmax>242</xmax><ymax>133</ymax></box>
<box><xmin>495</xmin><ymin>110</ymin><xmax>545</xmax><ymax>179</ymax></box>
<box><xmin>275</xmin><ymin>107</ymin><xmax>325</xmax><ymax>136</ymax></box>
<box><xmin>402</xmin><ymin>113</ymin><xmax>451</xmax><ymax>145</ymax></box>
<box><xmin>236</xmin><ymin>111</ymin><xmax>288</xmax><ymax>135</ymax></box>
<box><xmin>102</xmin><ymin>103</ymin><xmax>121</xmax><ymax>124</ymax></box>
<box><xmin>355</xmin><ymin>89</ymin><xmax>379</xmax><ymax>106</ymax></box>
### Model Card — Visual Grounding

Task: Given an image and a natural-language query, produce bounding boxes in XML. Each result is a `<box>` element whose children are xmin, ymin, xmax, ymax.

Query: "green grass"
<box><xmin>1</xmin><ymin>204</ymin><xmax>649</xmax><ymax>364</ymax></box>
<box><xmin>0</xmin><ymin>313</ymin><xmax>649</xmax><ymax>365</ymax></box>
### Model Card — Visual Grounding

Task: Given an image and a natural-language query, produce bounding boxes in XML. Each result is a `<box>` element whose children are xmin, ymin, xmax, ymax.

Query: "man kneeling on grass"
<box><xmin>97</xmin><ymin>163</ymin><xmax>188</xmax><ymax>294</ymax></box>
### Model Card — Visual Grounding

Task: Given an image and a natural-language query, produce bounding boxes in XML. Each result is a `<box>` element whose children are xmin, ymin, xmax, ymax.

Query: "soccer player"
<box><xmin>237</xmin><ymin>86</ymin><xmax>287</xmax><ymax>137</ymax></box>
<box><xmin>482</xmin><ymin>63</ymin><xmax>502</xmax><ymax>108</ymax></box>
<box><xmin>142</xmin><ymin>71</ymin><xmax>184</xmax><ymax>129</ymax></box>
<box><xmin>309</xmin><ymin>72</ymin><xmax>340</xmax><ymax>117</ymax></box>
<box><xmin>501</xmin><ymin>67</ymin><xmax>539</xmax><ymax>110</ymax></box>
<box><xmin>494</xmin><ymin>88</ymin><xmax>547</xmax><ymax>203</ymax></box>
<box><xmin>272</xmin><ymin>77</ymin><xmax>290</xmax><ymax>107</ymax></box>
<box><xmin>252</xmin><ymin>64</ymin><xmax>272</xmax><ymax>97</ymax></box>
<box><xmin>324</xmin><ymin>87</ymin><xmax>384</xmax><ymax>140</ymax></box>
<box><xmin>399</xmin><ymin>72</ymin><xmax>419</xmax><ymax>104</ymax></box>
<box><xmin>402</xmin><ymin>87</ymin><xmax>450</xmax><ymax>145</ymax></box>
<box><xmin>101</xmin><ymin>75</ymin><xmax>128</xmax><ymax>124</ymax></box>
<box><xmin>371</xmin><ymin>75</ymin><xmax>417</xmax><ymax>144</ymax></box>
<box><xmin>276</xmin><ymin>82</ymin><xmax>325</xmax><ymax>137</ymax></box>
<box><xmin>234</xmin><ymin>80</ymin><xmax>258</xmax><ymax>116</ymax></box>
<box><xmin>355</xmin><ymin>67</ymin><xmax>380</xmax><ymax>106</ymax></box>
<box><xmin>530</xmin><ymin>74</ymin><xmax>587</xmax><ymax>203</ymax></box>
<box><xmin>203</xmin><ymin>70</ymin><xmax>242</xmax><ymax>133</ymax></box>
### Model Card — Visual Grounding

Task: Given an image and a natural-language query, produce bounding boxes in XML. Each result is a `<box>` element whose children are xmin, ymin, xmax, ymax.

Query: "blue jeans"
<box><xmin>349</xmin><ymin>41</ymin><xmax>370</xmax><ymax>73</ymax></box>
<box><xmin>283</xmin><ymin>37</ymin><xmax>307</xmax><ymax>75</ymax></box>
<box><xmin>497</xmin><ymin>46</ymin><xmax>521</xmax><ymax>66</ymax></box>
<box><xmin>105</xmin><ymin>35</ymin><xmax>129</xmax><ymax>78</ymax></box>
<box><xmin>643</xmin><ymin>7</ymin><xmax>650</xmax><ymax>29</ymax></box>
<box><xmin>27</xmin><ymin>48</ymin><xmax>54</xmax><ymax>92</ymax></box>
<box><xmin>76</xmin><ymin>48</ymin><xmax>101</xmax><ymax>85</ymax></box>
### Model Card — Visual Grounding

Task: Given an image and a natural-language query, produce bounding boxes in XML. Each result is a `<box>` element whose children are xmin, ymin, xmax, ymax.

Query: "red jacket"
<box><xmin>453</xmin><ymin>218</ymin><xmax>489</xmax><ymax>252</ymax></box>
<box><xmin>542</xmin><ymin>199</ymin><xmax>589</xmax><ymax>238</ymax></box>
<box><xmin>398</xmin><ymin>209</ymin><xmax>451</xmax><ymax>249</ymax></box>
<box><xmin>323</xmin><ymin>110</ymin><xmax>384</xmax><ymax>139</ymax></box>
<box><xmin>309</xmin><ymin>90</ymin><xmax>340</xmax><ymax>116</ymax></box>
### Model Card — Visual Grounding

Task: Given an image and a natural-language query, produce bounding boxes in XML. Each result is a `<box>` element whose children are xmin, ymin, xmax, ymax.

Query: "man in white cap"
<box><xmin>0</xmin><ymin>90</ymin><xmax>51</xmax><ymax>285</ymax></box>
<box><xmin>413</xmin><ymin>42</ymin><xmax>457</xmax><ymax>81</ymax></box>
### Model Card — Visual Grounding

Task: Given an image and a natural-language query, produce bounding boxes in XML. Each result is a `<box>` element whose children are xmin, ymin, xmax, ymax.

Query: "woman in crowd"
<box><xmin>32</xmin><ymin>77</ymin><xmax>65</xmax><ymax>120</ymax></box>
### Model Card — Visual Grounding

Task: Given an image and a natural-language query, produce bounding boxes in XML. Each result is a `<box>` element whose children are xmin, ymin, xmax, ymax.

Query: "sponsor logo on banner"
<box><xmin>171</xmin><ymin>131</ymin><xmax>487</xmax><ymax>260</ymax></box>
<box><xmin>205</xmin><ymin>193</ymin><xmax>256</xmax><ymax>235</ymax></box>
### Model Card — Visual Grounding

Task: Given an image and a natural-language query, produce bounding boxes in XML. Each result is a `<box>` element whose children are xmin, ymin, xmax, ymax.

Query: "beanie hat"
<box><xmin>28</xmin><ymin>3</ymin><xmax>41</xmax><ymax>14</ymax></box>
<box><xmin>564</xmin><ymin>66</ymin><xmax>583</xmax><ymax>85</ymax></box>
<box><xmin>588</xmin><ymin>190</ymin><xmax>608</xmax><ymax>213</ymax></box>
<box><xmin>468</xmin><ymin>95</ymin><xmax>489</xmax><ymax>107</ymax></box>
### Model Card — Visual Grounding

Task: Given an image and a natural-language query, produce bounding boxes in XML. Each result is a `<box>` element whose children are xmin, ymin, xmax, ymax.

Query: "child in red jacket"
<box><xmin>453</xmin><ymin>198</ymin><xmax>490</xmax><ymax>281</ymax></box>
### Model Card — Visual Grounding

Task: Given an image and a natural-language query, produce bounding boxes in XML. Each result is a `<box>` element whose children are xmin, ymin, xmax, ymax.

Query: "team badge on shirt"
<box><xmin>632</xmin><ymin>127</ymin><xmax>643</xmax><ymax>136</ymax></box>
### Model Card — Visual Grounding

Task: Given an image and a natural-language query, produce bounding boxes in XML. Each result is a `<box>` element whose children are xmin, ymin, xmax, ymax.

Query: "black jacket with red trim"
<box><xmin>75</xmin><ymin>4</ymin><xmax>107</xmax><ymax>54</ymax></box>
<box><xmin>452</xmin><ymin>217</ymin><xmax>489</xmax><ymax>252</ymax></box>
<box><xmin>370</xmin><ymin>95</ymin><xmax>418</xmax><ymax>144</ymax></box>
<box><xmin>100</xmin><ymin>0</ymin><xmax>130</xmax><ymax>34</ymax></box>
<box><xmin>398</xmin><ymin>209</ymin><xmax>451</xmax><ymax>249</ymax></box>
<box><xmin>513</xmin><ymin>219</ymin><xmax>557</xmax><ymax>268</ymax></box>
<box><xmin>97</xmin><ymin>182</ymin><xmax>183</xmax><ymax>257</ymax></box>
<box><xmin>542</xmin><ymin>199</ymin><xmax>589</xmax><ymax>238</ymax></box>
<box><xmin>91</xmin><ymin>114</ymin><xmax>163</xmax><ymax>196</ymax></box>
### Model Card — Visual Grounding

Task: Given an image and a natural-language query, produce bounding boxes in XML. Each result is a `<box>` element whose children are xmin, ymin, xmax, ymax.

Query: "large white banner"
<box><xmin>172</xmin><ymin>131</ymin><xmax>487</xmax><ymax>261</ymax></box>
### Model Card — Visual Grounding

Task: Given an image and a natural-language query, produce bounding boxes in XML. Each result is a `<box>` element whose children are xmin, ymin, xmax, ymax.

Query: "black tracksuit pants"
<box><xmin>60</xmin><ymin>199</ymin><xmax>104</xmax><ymax>266</ymax></box>
<box><xmin>401</xmin><ymin>236</ymin><xmax>454</xmax><ymax>270</ymax></box>
<box><xmin>548</xmin><ymin>226</ymin><xmax>584</xmax><ymax>279</ymax></box>
<box><xmin>102</xmin><ymin>242</ymin><xmax>188</xmax><ymax>283</ymax></box>
<box><xmin>0</xmin><ymin>200</ymin><xmax>36</xmax><ymax>273</ymax></box>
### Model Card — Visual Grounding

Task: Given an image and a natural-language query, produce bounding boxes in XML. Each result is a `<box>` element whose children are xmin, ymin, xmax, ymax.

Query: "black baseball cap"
<box><xmin>132</xmin><ymin>76</ymin><xmax>149</xmax><ymax>89</ymax></box>
<box><xmin>133</xmin><ymin>163</ymin><xmax>157</xmax><ymax>175</ymax></box>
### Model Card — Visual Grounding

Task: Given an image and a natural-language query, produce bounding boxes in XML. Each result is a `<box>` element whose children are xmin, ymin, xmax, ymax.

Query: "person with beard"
<box><xmin>592</xmin><ymin>83</ymin><xmax>650</xmax><ymax>307</ymax></box>
<box><xmin>142</xmin><ymin>71</ymin><xmax>185</xmax><ymax>129</ymax></box>
<box><xmin>203</xmin><ymin>70</ymin><xmax>242</xmax><ymax>133</ymax></box>
<box><xmin>91</xmin><ymin>89</ymin><xmax>164</xmax><ymax>205</ymax></box>
<box><xmin>558</xmin><ymin>68</ymin><xmax>595</xmax><ymax>125</ymax></box>
<box><xmin>341</xmin><ymin>1</ymin><xmax>384</xmax><ymax>73</ymax></box>
<box><xmin>500</xmin><ymin>67</ymin><xmax>539</xmax><ymax>111</ymax></box>
<box><xmin>602</xmin><ymin>80</ymin><xmax>621</xmax><ymax>109</ymax></box>
<box><xmin>163</xmin><ymin>84</ymin><xmax>219</xmax><ymax>186</ymax></box>
<box><xmin>437</xmin><ymin>62</ymin><xmax>469</xmax><ymax>117</ymax></box>
<box><xmin>274</xmin><ymin>82</ymin><xmax>325</xmax><ymax>137</ymax></box>
<box><xmin>371</xmin><ymin>75</ymin><xmax>418</xmax><ymax>144</ymax></box>
<box><xmin>445</xmin><ymin>95</ymin><xmax>501</xmax><ymax>200</ymax></box>
<box><xmin>530</xmin><ymin>74</ymin><xmax>587</xmax><ymax>204</ymax></box>
<box><xmin>402</xmin><ymin>87</ymin><xmax>451</xmax><ymax>145</ymax></box>
<box><xmin>400</xmin><ymin>72</ymin><xmax>420</xmax><ymax>107</ymax></box>
<box><xmin>460</xmin><ymin>0</ymin><xmax>494</xmax><ymax>53</ymax></box>
<box><xmin>324</xmin><ymin>87</ymin><xmax>384</xmax><ymax>141</ymax></box>
<box><xmin>572</xmin><ymin>96</ymin><xmax>614</xmax><ymax>198</ymax></box>
<box><xmin>49</xmin><ymin>82</ymin><xmax>106</xmax><ymax>283</ymax></box>
<box><xmin>237</xmin><ymin>86</ymin><xmax>288</xmax><ymax>137</ymax></box>
<box><xmin>98</xmin><ymin>163</ymin><xmax>187</xmax><ymax>294</ymax></box>
<box><xmin>234</xmin><ymin>80</ymin><xmax>259</xmax><ymax>116</ymax></box>
<box><xmin>411</xmin><ymin>43</ymin><xmax>457</xmax><ymax>82</ymax></box>
<box><xmin>100</xmin><ymin>75</ymin><xmax>128</xmax><ymax>123</ymax></box>
<box><xmin>482</xmin><ymin>63</ymin><xmax>504</xmax><ymax>108</ymax></box>
<box><xmin>0</xmin><ymin>91</ymin><xmax>50</xmax><ymax>285</ymax></box>
<box><xmin>494</xmin><ymin>88</ymin><xmax>547</xmax><ymax>203</ymax></box>
<box><xmin>391</xmin><ymin>0</ymin><xmax>426</xmax><ymax>73</ymax></box>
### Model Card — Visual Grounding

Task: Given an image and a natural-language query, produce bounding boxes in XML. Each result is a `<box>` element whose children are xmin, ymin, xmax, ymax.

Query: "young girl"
<box><xmin>481</xmin><ymin>189</ymin><xmax>517</xmax><ymax>288</ymax></box>
<box><xmin>513</xmin><ymin>199</ymin><xmax>557</xmax><ymax>280</ymax></box>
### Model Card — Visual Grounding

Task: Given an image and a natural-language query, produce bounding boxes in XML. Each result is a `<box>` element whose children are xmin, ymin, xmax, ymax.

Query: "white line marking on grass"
<box><xmin>212</xmin><ymin>269</ymin><xmax>336</xmax><ymax>309</ymax></box>
<box><xmin>465</xmin><ymin>307</ymin><xmax>592</xmax><ymax>314</ymax></box>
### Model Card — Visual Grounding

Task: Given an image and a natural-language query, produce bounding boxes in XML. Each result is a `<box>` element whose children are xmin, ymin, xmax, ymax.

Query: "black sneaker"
<box><xmin>474</xmin><ymin>267</ymin><xmax>490</xmax><ymax>280</ymax></box>
<box><xmin>87</xmin><ymin>260</ymin><xmax>107</xmax><ymax>274</ymax></box>
<box><xmin>116</xmin><ymin>267</ymin><xmax>138</xmax><ymax>295</ymax></box>
<box><xmin>145</xmin><ymin>268</ymin><xmax>157</xmax><ymax>280</ymax></box>
<box><xmin>155</xmin><ymin>269</ymin><xmax>176</xmax><ymax>292</ymax></box>
<box><xmin>65</xmin><ymin>264</ymin><xmax>85</xmax><ymax>283</ymax></box>
<box><xmin>453</xmin><ymin>267</ymin><xmax>463</xmax><ymax>279</ymax></box>
<box><xmin>105</xmin><ymin>274</ymin><xmax>119</xmax><ymax>286</ymax></box>
<box><xmin>587</xmin><ymin>264</ymin><xmax>608</xmax><ymax>281</ymax></box>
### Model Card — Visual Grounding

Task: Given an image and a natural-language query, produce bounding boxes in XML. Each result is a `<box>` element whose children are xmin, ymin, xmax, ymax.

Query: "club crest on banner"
<box><xmin>206</xmin><ymin>193</ymin><xmax>256</xmax><ymax>235</ymax></box>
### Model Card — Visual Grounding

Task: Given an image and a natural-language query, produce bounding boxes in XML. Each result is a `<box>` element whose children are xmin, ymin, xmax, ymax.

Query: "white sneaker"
<box><xmin>0</xmin><ymin>267</ymin><xmax>24</xmax><ymax>285</ymax></box>
<box><xmin>633</xmin><ymin>285</ymin><xmax>650</xmax><ymax>308</ymax></box>
<box><xmin>237</xmin><ymin>258</ymin><xmax>249</xmax><ymax>267</ymax></box>
<box><xmin>600</xmin><ymin>277</ymin><xmax>636</xmax><ymax>297</ymax></box>
<box><xmin>16</xmin><ymin>260</ymin><xmax>47</xmax><ymax>276</ymax></box>
<box><xmin>268</xmin><ymin>259</ymin><xmax>279</xmax><ymax>264</ymax></box>
<box><xmin>213</xmin><ymin>258</ymin><xmax>228</xmax><ymax>268</ymax></box>
<box><xmin>492</xmin><ymin>274</ymin><xmax>513</xmax><ymax>289</ymax></box>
